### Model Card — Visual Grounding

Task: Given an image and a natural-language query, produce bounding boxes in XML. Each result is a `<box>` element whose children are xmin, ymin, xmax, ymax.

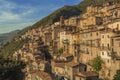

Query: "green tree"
<box><xmin>113</xmin><ymin>70</ymin><xmax>120</xmax><ymax>80</ymax></box>
<box><xmin>91</xmin><ymin>56</ymin><xmax>102</xmax><ymax>72</ymax></box>
<box><xmin>0</xmin><ymin>57</ymin><xmax>26</xmax><ymax>80</ymax></box>
<box><xmin>57</xmin><ymin>48</ymin><xmax>65</xmax><ymax>55</ymax></box>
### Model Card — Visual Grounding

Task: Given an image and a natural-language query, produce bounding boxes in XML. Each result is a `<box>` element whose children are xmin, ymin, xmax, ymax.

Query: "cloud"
<box><xmin>0</xmin><ymin>0</ymin><xmax>37</xmax><ymax>22</ymax></box>
<box><xmin>0</xmin><ymin>0</ymin><xmax>39</xmax><ymax>34</ymax></box>
<box><xmin>0</xmin><ymin>21</ymin><xmax>35</xmax><ymax>34</ymax></box>
<box><xmin>0</xmin><ymin>0</ymin><xmax>19</xmax><ymax>22</ymax></box>
<box><xmin>0</xmin><ymin>11</ymin><xmax>20</xmax><ymax>22</ymax></box>
<box><xmin>0</xmin><ymin>0</ymin><xmax>83</xmax><ymax>34</ymax></box>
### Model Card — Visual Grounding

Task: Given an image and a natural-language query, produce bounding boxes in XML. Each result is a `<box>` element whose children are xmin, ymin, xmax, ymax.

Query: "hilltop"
<box><xmin>32</xmin><ymin>0</ymin><xmax>119</xmax><ymax>28</ymax></box>
<box><xmin>0</xmin><ymin>30</ymin><xmax>20</xmax><ymax>44</ymax></box>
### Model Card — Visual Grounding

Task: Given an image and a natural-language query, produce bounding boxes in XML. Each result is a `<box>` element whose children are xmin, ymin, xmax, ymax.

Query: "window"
<box><xmin>75</xmin><ymin>51</ymin><xmax>77</xmax><ymax>56</ymax></box>
<box><xmin>75</xmin><ymin>46</ymin><xmax>77</xmax><ymax>49</ymax></box>
<box><xmin>102</xmin><ymin>52</ymin><xmax>104</xmax><ymax>55</ymax></box>
<box><xmin>107</xmin><ymin>52</ymin><xmax>110</xmax><ymax>56</ymax></box>
<box><xmin>102</xmin><ymin>35</ymin><xmax>104</xmax><ymax>38</ymax></box>
<box><xmin>111</xmin><ymin>39</ymin><xmax>114</xmax><ymax>46</ymax></box>
<box><xmin>86</xmin><ymin>41</ymin><xmax>89</xmax><ymax>45</ymax></box>
<box><xmin>90</xmin><ymin>68</ymin><xmax>92</xmax><ymax>71</ymax></box>
<box><xmin>117</xmin><ymin>24</ymin><xmax>119</xmax><ymax>28</ymax></box>
<box><xmin>102</xmin><ymin>44</ymin><xmax>104</xmax><ymax>47</ymax></box>
<box><xmin>107</xmin><ymin>44</ymin><xmax>109</xmax><ymax>48</ymax></box>
<box><xmin>108</xmin><ymin>59</ymin><xmax>109</xmax><ymax>63</ymax></box>
<box><xmin>86</xmin><ymin>33</ymin><xmax>88</xmax><ymax>38</ymax></box>
<box><xmin>86</xmin><ymin>48</ymin><xmax>89</xmax><ymax>53</ymax></box>
<box><xmin>90</xmin><ymin>32</ymin><xmax>92</xmax><ymax>36</ymax></box>
<box><xmin>91</xmin><ymin>52</ymin><xmax>92</xmax><ymax>56</ymax></box>
<box><xmin>67</xmin><ymin>66</ymin><xmax>70</xmax><ymax>70</ymax></box>
<box><xmin>82</xmin><ymin>34</ymin><xmax>84</xmax><ymax>38</ymax></box>
<box><xmin>107</xmin><ymin>35</ymin><xmax>109</xmax><ymax>38</ymax></box>
<box><xmin>96</xmin><ymin>32</ymin><xmax>98</xmax><ymax>36</ymax></box>
<box><xmin>113</xmin><ymin>60</ymin><xmax>116</xmax><ymax>64</ymax></box>
<box><xmin>119</xmin><ymin>42</ymin><xmax>120</xmax><ymax>47</ymax></box>
<box><xmin>108</xmin><ymin>70</ymin><xmax>110</xmax><ymax>76</ymax></box>
<box><xmin>82</xmin><ymin>40</ymin><xmax>84</xmax><ymax>45</ymax></box>
<box><xmin>64</xmin><ymin>46</ymin><xmax>66</xmax><ymax>49</ymax></box>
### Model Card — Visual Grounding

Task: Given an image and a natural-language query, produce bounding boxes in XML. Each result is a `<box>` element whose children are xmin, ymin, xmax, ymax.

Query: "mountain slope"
<box><xmin>33</xmin><ymin>6</ymin><xmax>81</xmax><ymax>28</ymax></box>
<box><xmin>1</xmin><ymin>0</ymin><xmax>120</xmax><ymax>58</ymax></box>
<box><xmin>76</xmin><ymin>0</ymin><xmax>119</xmax><ymax>11</ymax></box>
<box><xmin>32</xmin><ymin>0</ymin><xmax>120</xmax><ymax>28</ymax></box>
<box><xmin>0</xmin><ymin>30</ymin><xmax>20</xmax><ymax>44</ymax></box>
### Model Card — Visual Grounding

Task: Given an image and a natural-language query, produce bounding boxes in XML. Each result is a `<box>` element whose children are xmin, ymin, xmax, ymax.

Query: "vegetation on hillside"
<box><xmin>1</xmin><ymin>0</ymin><xmax>119</xmax><ymax>57</ymax></box>
<box><xmin>56</xmin><ymin>47</ymin><xmax>65</xmax><ymax>55</ymax></box>
<box><xmin>0</xmin><ymin>30</ymin><xmax>20</xmax><ymax>45</ymax></box>
<box><xmin>113</xmin><ymin>70</ymin><xmax>120</xmax><ymax>80</ymax></box>
<box><xmin>0</xmin><ymin>38</ymin><xmax>28</xmax><ymax>58</ymax></box>
<box><xmin>33</xmin><ymin>6</ymin><xmax>81</xmax><ymax>28</ymax></box>
<box><xmin>0</xmin><ymin>56</ymin><xmax>26</xmax><ymax>80</ymax></box>
<box><xmin>91</xmin><ymin>56</ymin><xmax>102</xmax><ymax>72</ymax></box>
<box><xmin>32</xmin><ymin>0</ymin><xmax>120</xmax><ymax>28</ymax></box>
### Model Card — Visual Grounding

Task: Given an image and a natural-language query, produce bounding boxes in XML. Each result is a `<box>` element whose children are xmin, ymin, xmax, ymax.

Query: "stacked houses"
<box><xmin>13</xmin><ymin>2</ymin><xmax>120</xmax><ymax>80</ymax></box>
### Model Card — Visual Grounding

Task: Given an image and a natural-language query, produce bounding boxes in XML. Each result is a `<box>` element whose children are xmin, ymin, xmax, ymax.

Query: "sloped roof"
<box><xmin>61</xmin><ymin>52</ymin><xmax>73</xmax><ymax>58</ymax></box>
<box><xmin>65</xmin><ymin>61</ymin><xmax>79</xmax><ymax>67</ymax></box>
<box><xmin>76</xmin><ymin>71</ymin><xmax>98</xmax><ymax>78</ymax></box>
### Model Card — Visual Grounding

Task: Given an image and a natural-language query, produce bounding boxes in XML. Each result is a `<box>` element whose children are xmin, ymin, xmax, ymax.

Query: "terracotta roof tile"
<box><xmin>55</xmin><ymin>63</ymin><xmax>65</xmax><ymax>68</ymax></box>
<box><xmin>76</xmin><ymin>71</ymin><xmax>98</xmax><ymax>78</ymax></box>
<box><xmin>65</xmin><ymin>61</ymin><xmax>79</xmax><ymax>67</ymax></box>
<box><xmin>61</xmin><ymin>52</ymin><xmax>73</xmax><ymax>58</ymax></box>
<box><xmin>29</xmin><ymin>71</ymin><xmax>52</xmax><ymax>80</ymax></box>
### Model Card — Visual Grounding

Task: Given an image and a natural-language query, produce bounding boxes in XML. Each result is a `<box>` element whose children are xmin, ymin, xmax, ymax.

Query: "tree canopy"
<box><xmin>91</xmin><ymin>56</ymin><xmax>102</xmax><ymax>72</ymax></box>
<box><xmin>113</xmin><ymin>70</ymin><xmax>120</xmax><ymax>80</ymax></box>
<box><xmin>0</xmin><ymin>56</ymin><xmax>26</xmax><ymax>80</ymax></box>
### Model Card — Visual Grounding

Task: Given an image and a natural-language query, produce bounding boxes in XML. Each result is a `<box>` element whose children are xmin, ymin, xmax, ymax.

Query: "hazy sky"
<box><xmin>0</xmin><ymin>0</ymin><xmax>82</xmax><ymax>34</ymax></box>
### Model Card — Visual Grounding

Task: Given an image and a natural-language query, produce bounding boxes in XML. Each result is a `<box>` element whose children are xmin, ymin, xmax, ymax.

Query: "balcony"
<box><xmin>80</xmin><ymin>43</ymin><xmax>89</xmax><ymax>46</ymax></box>
<box><xmin>79</xmin><ymin>50</ymin><xmax>89</xmax><ymax>54</ymax></box>
<box><xmin>79</xmin><ymin>42</ymin><xmax>94</xmax><ymax>47</ymax></box>
<box><xmin>111</xmin><ymin>52</ymin><xmax>120</xmax><ymax>60</ymax></box>
<box><xmin>62</xmin><ymin>39</ymin><xmax>69</xmax><ymax>44</ymax></box>
<box><xmin>115</xmin><ymin>56</ymin><xmax>120</xmax><ymax>60</ymax></box>
<box><xmin>73</xmin><ymin>42</ymin><xmax>80</xmax><ymax>46</ymax></box>
<box><xmin>100</xmin><ymin>46</ymin><xmax>111</xmax><ymax>51</ymax></box>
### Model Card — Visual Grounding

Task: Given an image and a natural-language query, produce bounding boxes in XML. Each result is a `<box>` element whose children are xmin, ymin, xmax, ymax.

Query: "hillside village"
<box><xmin>13</xmin><ymin>2</ymin><xmax>120</xmax><ymax>80</ymax></box>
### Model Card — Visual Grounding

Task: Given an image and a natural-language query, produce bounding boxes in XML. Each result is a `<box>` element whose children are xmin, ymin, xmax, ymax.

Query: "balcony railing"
<box><xmin>111</xmin><ymin>52</ymin><xmax>120</xmax><ymax>60</ymax></box>
<box><xmin>79</xmin><ymin>42</ymin><xmax>97</xmax><ymax>47</ymax></box>
<box><xmin>62</xmin><ymin>39</ymin><xmax>69</xmax><ymax>44</ymax></box>
<box><xmin>73</xmin><ymin>42</ymin><xmax>80</xmax><ymax>46</ymax></box>
<box><xmin>100</xmin><ymin>46</ymin><xmax>111</xmax><ymax>51</ymax></box>
<box><xmin>115</xmin><ymin>56</ymin><xmax>120</xmax><ymax>60</ymax></box>
<box><xmin>79</xmin><ymin>50</ymin><xmax>89</xmax><ymax>54</ymax></box>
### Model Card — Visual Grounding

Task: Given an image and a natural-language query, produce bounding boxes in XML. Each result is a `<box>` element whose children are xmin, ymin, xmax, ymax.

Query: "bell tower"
<box><xmin>60</xmin><ymin>16</ymin><xmax>64</xmax><ymax>27</ymax></box>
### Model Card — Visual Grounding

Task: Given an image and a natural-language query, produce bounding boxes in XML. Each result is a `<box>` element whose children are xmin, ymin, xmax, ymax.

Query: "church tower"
<box><xmin>60</xmin><ymin>16</ymin><xmax>64</xmax><ymax>27</ymax></box>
